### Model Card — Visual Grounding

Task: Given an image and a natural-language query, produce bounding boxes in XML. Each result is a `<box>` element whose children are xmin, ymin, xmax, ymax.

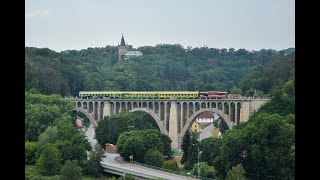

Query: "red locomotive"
<box><xmin>199</xmin><ymin>91</ymin><xmax>228</xmax><ymax>99</ymax></box>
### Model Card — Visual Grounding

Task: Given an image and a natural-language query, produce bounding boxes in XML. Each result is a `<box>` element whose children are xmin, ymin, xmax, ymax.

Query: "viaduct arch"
<box><xmin>129</xmin><ymin>108</ymin><xmax>168</xmax><ymax>135</ymax></box>
<box><xmin>178</xmin><ymin>108</ymin><xmax>233</xmax><ymax>140</ymax></box>
<box><xmin>73</xmin><ymin>107</ymin><xmax>97</xmax><ymax>128</ymax></box>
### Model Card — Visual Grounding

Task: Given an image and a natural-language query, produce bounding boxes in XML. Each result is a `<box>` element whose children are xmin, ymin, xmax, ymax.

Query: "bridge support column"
<box><xmin>193</xmin><ymin>102</ymin><xmax>195</xmax><ymax>114</ymax></box>
<box><xmin>180</xmin><ymin>104</ymin><xmax>183</xmax><ymax>133</ymax></box>
<box><xmin>187</xmin><ymin>103</ymin><xmax>190</xmax><ymax>118</ymax></box>
<box><xmin>222</xmin><ymin>102</ymin><xmax>225</xmax><ymax>114</ymax></box>
<box><xmin>97</xmin><ymin>102</ymin><xmax>101</xmax><ymax>121</ymax></box>
<box><xmin>240</xmin><ymin>101</ymin><xmax>250</xmax><ymax>123</ymax></box>
<box><xmin>93</xmin><ymin>103</ymin><xmax>97</xmax><ymax>121</ymax></box>
<box><xmin>164</xmin><ymin>102</ymin><xmax>167</xmax><ymax>131</ymax></box>
<box><xmin>235</xmin><ymin>103</ymin><xmax>238</xmax><ymax>125</ymax></box>
<box><xmin>169</xmin><ymin>100</ymin><xmax>178</xmax><ymax>149</ymax></box>
<box><xmin>103</xmin><ymin>101</ymin><xmax>111</xmax><ymax>119</ymax></box>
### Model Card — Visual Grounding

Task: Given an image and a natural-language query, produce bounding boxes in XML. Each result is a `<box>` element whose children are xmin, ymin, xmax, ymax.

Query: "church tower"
<box><xmin>118</xmin><ymin>34</ymin><xmax>128</xmax><ymax>61</ymax></box>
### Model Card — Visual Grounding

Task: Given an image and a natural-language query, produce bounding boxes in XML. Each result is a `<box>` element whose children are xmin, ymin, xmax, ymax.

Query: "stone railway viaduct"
<box><xmin>68</xmin><ymin>97</ymin><xmax>269</xmax><ymax>149</ymax></box>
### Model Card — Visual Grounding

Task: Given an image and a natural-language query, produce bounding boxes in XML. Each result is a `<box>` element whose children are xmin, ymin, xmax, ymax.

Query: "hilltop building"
<box><xmin>118</xmin><ymin>34</ymin><xmax>143</xmax><ymax>61</ymax></box>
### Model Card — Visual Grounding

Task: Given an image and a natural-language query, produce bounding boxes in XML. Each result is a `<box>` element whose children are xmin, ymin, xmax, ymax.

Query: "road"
<box><xmin>200</xmin><ymin>124</ymin><xmax>215</xmax><ymax>140</ymax></box>
<box><xmin>101</xmin><ymin>153</ymin><xmax>196</xmax><ymax>180</ymax></box>
<box><xmin>85</xmin><ymin>124</ymin><xmax>97</xmax><ymax>147</ymax></box>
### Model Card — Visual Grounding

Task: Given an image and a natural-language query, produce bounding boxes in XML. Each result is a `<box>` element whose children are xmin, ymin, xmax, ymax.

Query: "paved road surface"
<box><xmin>85</xmin><ymin>124</ymin><xmax>97</xmax><ymax>147</ymax></box>
<box><xmin>200</xmin><ymin>124</ymin><xmax>215</xmax><ymax>140</ymax></box>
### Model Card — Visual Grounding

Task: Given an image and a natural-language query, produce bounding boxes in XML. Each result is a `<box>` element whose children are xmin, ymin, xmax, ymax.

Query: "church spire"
<box><xmin>120</xmin><ymin>33</ymin><xmax>126</xmax><ymax>46</ymax></box>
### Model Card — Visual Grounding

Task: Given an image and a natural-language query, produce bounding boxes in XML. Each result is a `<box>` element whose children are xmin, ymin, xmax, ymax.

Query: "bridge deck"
<box><xmin>101</xmin><ymin>153</ymin><xmax>196</xmax><ymax>180</ymax></box>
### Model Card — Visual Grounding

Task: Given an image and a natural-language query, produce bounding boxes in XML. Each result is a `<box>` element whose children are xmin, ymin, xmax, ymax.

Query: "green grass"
<box><xmin>211</xmin><ymin>128</ymin><xmax>220</xmax><ymax>138</ymax></box>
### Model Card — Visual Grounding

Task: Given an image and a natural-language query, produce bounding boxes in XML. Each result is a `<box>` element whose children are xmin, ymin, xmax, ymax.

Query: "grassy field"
<box><xmin>211</xmin><ymin>127</ymin><xmax>220</xmax><ymax>138</ymax></box>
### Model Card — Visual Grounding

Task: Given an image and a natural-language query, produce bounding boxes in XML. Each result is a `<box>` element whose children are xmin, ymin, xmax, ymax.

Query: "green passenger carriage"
<box><xmin>79</xmin><ymin>91</ymin><xmax>199</xmax><ymax>99</ymax></box>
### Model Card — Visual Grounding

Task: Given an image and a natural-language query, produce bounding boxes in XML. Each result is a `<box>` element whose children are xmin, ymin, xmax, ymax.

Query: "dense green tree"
<box><xmin>183</xmin><ymin>134</ymin><xmax>200</xmax><ymax>170</ymax></box>
<box><xmin>25</xmin><ymin>91</ymin><xmax>74</xmax><ymax>141</ymax></box>
<box><xmin>216</xmin><ymin>113</ymin><xmax>295</xmax><ymax>179</ymax></box>
<box><xmin>54</xmin><ymin>121</ymin><xmax>91</xmax><ymax>164</ymax></box>
<box><xmin>122</xmin><ymin>135</ymin><xmax>146</xmax><ymax>162</ymax></box>
<box><xmin>36</xmin><ymin>144</ymin><xmax>61</xmax><ymax>176</ymax></box>
<box><xmin>254</xmin><ymin>93</ymin><xmax>295</xmax><ymax>117</ymax></box>
<box><xmin>218</xmin><ymin>118</ymin><xmax>229</xmax><ymax>133</ymax></box>
<box><xmin>160</xmin><ymin>133</ymin><xmax>172</xmax><ymax>159</ymax></box>
<box><xmin>230</xmin><ymin>85</ymin><xmax>242</xmax><ymax>94</ymax></box>
<box><xmin>96</xmin><ymin>111</ymin><xmax>159</xmax><ymax>146</ymax></box>
<box><xmin>128</xmin><ymin>111</ymin><xmax>158</xmax><ymax>130</ymax></box>
<box><xmin>163</xmin><ymin>160</ymin><xmax>179</xmax><ymax>171</ymax></box>
<box><xmin>226</xmin><ymin>164</ymin><xmax>247</xmax><ymax>180</ymax></box>
<box><xmin>37</xmin><ymin>126</ymin><xmax>58</xmax><ymax>148</ymax></box>
<box><xmin>180</xmin><ymin>130</ymin><xmax>190</xmax><ymax>164</ymax></box>
<box><xmin>117</xmin><ymin>129</ymin><xmax>169</xmax><ymax>163</ymax></box>
<box><xmin>282</xmin><ymin>80</ymin><xmax>295</xmax><ymax>97</ymax></box>
<box><xmin>240</xmin><ymin>52</ymin><xmax>294</xmax><ymax>96</ymax></box>
<box><xmin>191</xmin><ymin>162</ymin><xmax>216</xmax><ymax>179</ymax></box>
<box><xmin>144</xmin><ymin>131</ymin><xmax>164</xmax><ymax>154</ymax></box>
<box><xmin>144</xmin><ymin>149</ymin><xmax>165</xmax><ymax>167</ymax></box>
<box><xmin>82</xmin><ymin>144</ymin><xmax>106</xmax><ymax>177</ymax></box>
<box><xmin>60</xmin><ymin>160</ymin><xmax>82</xmax><ymax>180</ymax></box>
<box><xmin>25</xmin><ymin>141</ymin><xmax>38</xmax><ymax>165</ymax></box>
<box><xmin>200</xmin><ymin>137</ymin><xmax>222</xmax><ymax>166</ymax></box>
<box><xmin>95</xmin><ymin>115</ymin><xmax>128</xmax><ymax>145</ymax></box>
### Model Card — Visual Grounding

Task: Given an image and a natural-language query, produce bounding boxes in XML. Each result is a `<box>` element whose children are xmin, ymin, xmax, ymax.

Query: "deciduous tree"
<box><xmin>60</xmin><ymin>160</ymin><xmax>82</xmax><ymax>180</ymax></box>
<box><xmin>36</xmin><ymin>144</ymin><xmax>61</xmax><ymax>176</ymax></box>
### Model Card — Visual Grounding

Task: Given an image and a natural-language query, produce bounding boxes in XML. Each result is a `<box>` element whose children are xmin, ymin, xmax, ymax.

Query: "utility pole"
<box><xmin>178</xmin><ymin>136</ymin><xmax>180</xmax><ymax>156</ymax></box>
<box><xmin>197</xmin><ymin>144</ymin><xmax>200</xmax><ymax>179</ymax></box>
<box><xmin>197</xmin><ymin>134</ymin><xmax>201</xmax><ymax>179</ymax></box>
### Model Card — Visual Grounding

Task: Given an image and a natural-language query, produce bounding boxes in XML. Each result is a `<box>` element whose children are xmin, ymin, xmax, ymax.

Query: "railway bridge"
<box><xmin>66</xmin><ymin>97</ymin><xmax>269</xmax><ymax>149</ymax></box>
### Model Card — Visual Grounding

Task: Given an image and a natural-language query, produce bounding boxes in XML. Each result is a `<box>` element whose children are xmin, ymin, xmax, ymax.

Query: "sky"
<box><xmin>25</xmin><ymin>0</ymin><xmax>295</xmax><ymax>52</ymax></box>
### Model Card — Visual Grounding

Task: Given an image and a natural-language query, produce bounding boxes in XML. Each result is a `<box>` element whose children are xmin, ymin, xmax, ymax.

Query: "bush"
<box><xmin>25</xmin><ymin>141</ymin><xmax>38</xmax><ymax>165</ymax></box>
<box><xmin>35</xmin><ymin>144</ymin><xmax>61</xmax><ymax>176</ymax></box>
<box><xmin>60</xmin><ymin>160</ymin><xmax>82</xmax><ymax>180</ymax></box>
<box><xmin>163</xmin><ymin>160</ymin><xmax>178</xmax><ymax>171</ymax></box>
<box><xmin>144</xmin><ymin>149</ymin><xmax>165</xmax><ymax>167</ymax></box>
<box><xmin>191</xmin><ymin>162</ymin><xmax>216</xmax><ymax>179</ymax></box>
<box><xmin>226</xmin><ymin>164</ymin><xmax>247</xmax><ymax>180</ymax></box>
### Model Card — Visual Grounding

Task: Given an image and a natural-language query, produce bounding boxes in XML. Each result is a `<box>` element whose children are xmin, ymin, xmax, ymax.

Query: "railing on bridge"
<box><xmin>100</xmin><ymin>162</ymin><xmax>157</xmax><ymax>179</ymax></box>
<box><xmin>132</xmin><ymin>161</ymin><xmax>216</xmax><ymax>180</ymax></box>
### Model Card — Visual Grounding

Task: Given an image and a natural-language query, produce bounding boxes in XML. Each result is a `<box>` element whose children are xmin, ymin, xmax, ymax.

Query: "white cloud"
<box><xmin>25</xmin><ymin>10</ymin><xmax>49</xmax><ymax>19</ymax></box>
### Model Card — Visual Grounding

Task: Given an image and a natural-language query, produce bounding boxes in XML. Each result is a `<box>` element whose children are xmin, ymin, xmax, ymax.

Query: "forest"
<box><xmin>25</xmin><ymin>45</ymin><xmax>294</xmax><ymax>97</ymax></box>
